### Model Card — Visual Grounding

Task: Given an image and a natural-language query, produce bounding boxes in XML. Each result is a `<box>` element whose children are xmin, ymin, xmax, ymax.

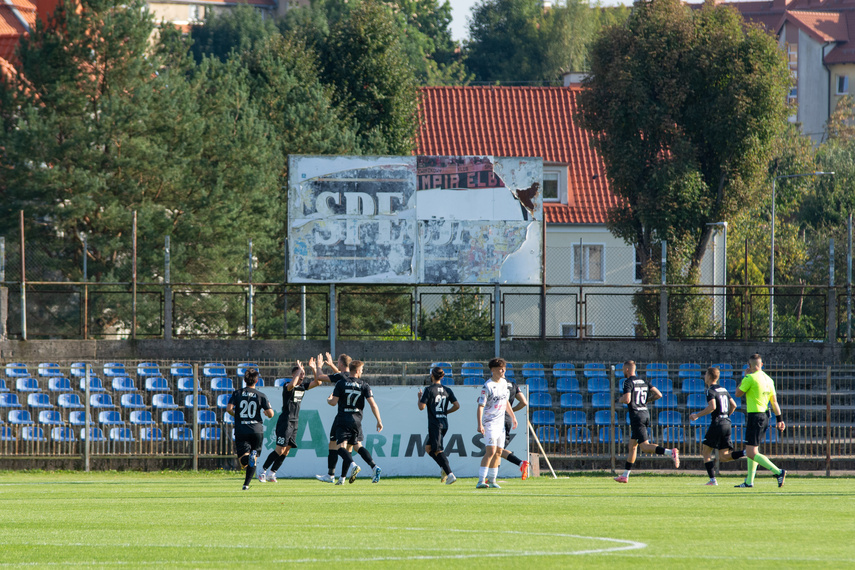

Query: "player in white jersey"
<box><xmin>476</xmin><ymin>358</ymin><xmax>517</xmax><ymax>489</ymax></box>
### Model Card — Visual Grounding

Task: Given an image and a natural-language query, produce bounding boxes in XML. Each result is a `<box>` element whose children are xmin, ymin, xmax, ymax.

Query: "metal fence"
<box><xmin>1</xmin><ymin>360</ymin><xmax>853</xmax><ymax>474</ymax></box>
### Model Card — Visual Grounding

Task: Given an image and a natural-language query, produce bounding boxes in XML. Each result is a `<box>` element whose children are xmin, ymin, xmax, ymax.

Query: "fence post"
<box><xmin>329</xmin><ymin>283</ymin><xmax>336</xmax><ymax>357</ymax></box>
<box><xmin>828</xmin><ymin>238</ymin><xmax>836</xmax><ymax>343</ymax></box>
<box><xmin>659</xmin><ymin>241</ymin><xmax>667</xmax><ymax>343</ymax></box>
<box><xmin>164</xmin><ymin>236</ymin><xmax>172</xmax><ymax>340</ymax></box>
<box><xmin>412</xmin><ymin>285</ymin><xmax>418</xmax><ymax>340</ymax></box>
<box><xmin>609</xmin><ymin>365</ymin><xmax>616</xmax><ymax>473</ymax></box>
<box><xmin>826</xmin><ymin>365</ymin><xmax>832</xmax><ymax>476</ymax></box>
<box><xmin>494</xmin><ymin>283</ymin><xmax>501</xmax><ymax>358</ymax></box>
<box><xmin>19</xmin><ymin>210</ymin><xmax>26</xmax><ymax>341</ymax></box>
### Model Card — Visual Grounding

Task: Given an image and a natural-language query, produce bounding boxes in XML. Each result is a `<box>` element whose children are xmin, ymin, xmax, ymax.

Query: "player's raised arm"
<box><xmin>325</xmin><ymin>352</ymin><xmax>340</xmax><ymax>374</ymax></box>
<box><xmin>306</xmin><ymin>357</ymin><xmax>324</xmax><ymax>390</ymax></box>
<box><xmin>417</xmin><ymin>389</ymin><xmax>426</xmax><ymax>411</ymax></box>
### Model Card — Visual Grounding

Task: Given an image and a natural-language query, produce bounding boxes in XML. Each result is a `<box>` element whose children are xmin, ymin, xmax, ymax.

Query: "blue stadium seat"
<box><xmin>27</xmin><ymin>393</ymin><xmax>53</xmax><ymax>408</ymax></box>
<box><xmin>98</xmin><ymin>411</ymin><xmax>124</xmax><ymax>426</ymax></box>
<box><xmin>535</xmin><ymin>426</ymin><xmax>560</xmax><ymax>443</ymax></box>
<box><xmin>598</xmin><ymin>427</ymin><xmax>623</xmax><ymax>443</ymax></box>
<box><xmin>655</xmin><ymin>393</ymin><xmax>678</xmax><ymax>408</ymax></box>
<box><xmin>556</xmin><ymin>376</ymin><xmax>580</xmax><ymax>393</ymax></box>
<box><xmin>68</xmin><ymin>411</ymin><xmax>91</xmax><ymax>426</ymax></box>
<box><xmin>678</xmin><ymin>369</ymin><xmax>703</xmax><ymax>381</ymax></box>
<box><xmin>222</xmin><ymin>413</ymin><xmax>234</xmax><ymax>425</ymax></box>
<box><xmin>657</xmin><ymin>411</ymin><xmax>682</xmax><ymax>426</ymax></box>
<box><xmin>200</xmin><ymin>427</ymin><xmax>222</xmax><ymax>441</ymax></box>
<box><xmin>8</xmin><ymin>410</ymin><xmax>33</xmax><ymax>423</ymax></box>
<box><xmin>712</xmin><ymin>363</ymin><xmax>734</xmax><ymax>371</ymax></box>
<box><xmin>503</xmin><ymin>363</ymin><xmax>515</xmax><ymax>380</ymax></box>
<box><xmin>567</xmin><ymin>426</ymin><xmax>592</xmax><ymax>443</ymax></box>
<box><xmin>80</xmin><ymin>427</ymin><xmax>107</xmax><ymax>442</ymax></box>
<box><xmin>51</xmin><ymin>427</ymin><xmax>76</xmax><ymax>442</ymax></box>
<box><xmin>687</xmin><ymin>393</ymin><xmax>708</xmax><ymax>410</ymax></box>
<box><xmin>203</xmin><ymin>363</ymin><xmax>227</xmax><ymax>377</ymax></box>
<box><xmin>89</xmin><ymin>394</ymin><xmax>115</xmax><ymax>408</ymax></box>
<box><xmin>120</xmin><ymin>393</ymin><xmax>146</xmax><ymax>409</ymax></box>
<box><xmin>171</xmin><ymin>363</ymin><xmax>192</xmax><ymax>377</ymax></box>
<box><xmin>531</xmin><ymin>410</ymin><xmax>555</xmax><ymax>426</ymax></box>
<box><xmin>645</xmin><ymin>362</ymin><xmax>668</xmax><ymax>371</ymax></box>
<box><xmin>38</xmin><ymin>363</ymin><xmax>63</xmax><ymax>377</ymax></box>
<box><xmin>130</xmin><ymin>411</ymin><xmax>156</xmax><ymax>426</ymax></box>
<box><xmin>16</xmin><ymin>377</ymin><xmax>40</xmax><ymax>392</ymax></box>
<box><xmin>5</xmin><ymin>363</ymin><xmax>30</xmax><ymax>377</ymax></box>
<box><xmin>460</xmin><ymin>362</ymin><xmax>485</xmax><ymax>377</ymax></box>
<box><xmin>681</xmin><ymin>378</ymin><xmax>705</xmax><ymax>394</ymax></box>
<box><xmin>430</xmin><ymin>362</ymin><xmax>453</xmax><ymax>382</ymax></box>
<box><xmin>136</xmin><ymin>362</ymin><xmax>161</xmax><ymax>377</ymax></box>
<box><xmin>184</xmin><ymin>394</ymin><xmax>209</xmax><ymax>409</ymax></box>
<box><xmin>216</xmin><ymin>394</ymin><xmax>230</xmax><ymax>409</ymax></box>
<box><xmin>69</xmin><ymin>362</ymin><xmax>90</xmax><ymax>377</ymax></box>
<box><xmin>690</xmin><ymin>414</ymin><xmax>711</xmax><ymax>427</ymax></box>
<box><xmin>591</xmin><ymin>392</ymin><xmax>612</xmax><ymax>408</ymax></box>
<box><xmin>197</xmin><ymin>410</ymin><xmax>218</xmax><ymax>425</ymax></box>
<box><xmin>678</xmin><ymin>363</ymin><xmax>702</xmax><ymax>371</ymax></box>
<box><xmin>170</xmin><ymin>427</ymin><xmax>193</xmax><ymax>441</ymax></box>
<box><xmin>721</xmin><ymin>378</ymin><xmax>737</xmax><ymax>393</ymax></box>
<box><xmin>462</xmin><ymin>375</ymin><xmax>483</xmax><ymax>386</ymax></box>
<box><xmin>102</xmin><ymin>363</ymin><xmax>127</xmax><ymax>377</ymax></box>
<box><xmin>210</xmin><ymin>377</ymin><xmax>234</xmax><ymax>392</ymax></box>
<box><xmin>177</xmin><ymin>377</ymin><xmax>195</xmax><ymax>392</ymax></box>
<box><xmin>528</xmin><ymin>392</ymin><xmax>552</xmax><ymax>408</ymax></box>
<box><xmin>58</xmin><ymin>393</ymin><xmax>83</xmax><ymax>409</ymax></box>
<box><xmin>78</xmin><ymin>376</ymin><xmax>105</xmax><ymax>392</ymax></box>
<box><xmin>152</xmin><ymin>394</ymin><xmax>178</xmax><ymax>409</ymax></box>
<box><xmin>660</xmin><ymin>427</ymin><xmax>684</xmax><ymax>443</ymax></box>
<box><xmin>563</xmin><ymin>410</ymin><xmax>587</xmax><ymax>426</ymax></box>
<box><xmin>141</xmin><ymin>427</ymin><xmax>165</xmax><ymax>442</ymax></box>
<box><xmin>162</xmin><ymin>410</ymin><xmax>186</xmax><ymax>425</ymax></box>
<box><xmin>521</xmin><ymin>363</ymin><xmax>546</xmax><ymax>379</ymax></box>
<box><xmin>440</xmin><ymin>376</ymin><xmax>454</xmax><ymax>386</ymax></box>
<box><xmin>48</xmin><ymin>377</ymin><xmax>72</xmax><ymax>392</ymax></box>
<box><xmin>559</xmin><ymin>392</ymin><xmax>583</xmax><ymax>409</ymax></box>
<box><xmin>650</xmin><ymin>377</ymin><xmax>673</xmax><ymax>394</ymax></box>
<box><xmin>22</xmin><ymin>426</ymin><xmax>47</xmax><ymax>442</ymax></box>
<box><xmin>145</xmin><ymin>377</ymin><xmax>170</xmax><ymax>392</ymax></box>
<box><xmin>38</xmin><ymin>410</ymin><xmax>64</xmax><ymax>426</ymax></box>
<box><xmin>0</xmin><ymin>426</ymin><xmax>15</xmax><ymax>441</ymax></box>
<box><xmin>730</xmin><ymin>411</ymin><xmax>746</xmax><ymax>426</ymax></box>
<box><xmin>112</xmin><ymin>377</ymin><xmax>137</xmax><ymax>391</ymax></box>
<box><xmin>594</xmin><ymin>410</ymin><xmax>618</xmax><ymax>426</ymax></box>
<box><xmin>525</xmin><ymin>376</ymin><xmax>548</xmax><ymax>393</ymax></box>
<box><xmin>110</xmin><ymin>427</ymin><xmax>135</xmax><ymax>442</ymax></box>
<box><xmin>274</xmin><ymin>378</ymin><xmax>288</xmax><ymax>387</ymax></box>
<box><xmin>552</xmin><ymin>362</ymin><xmax>576</xmax><ymax>377</ymax></box>
<box><xmin>237</xmin><ymin>363</ymin><xmax>258</xmax><ymax>376</ymax></box>
<box><xmin>0</xmin><ymin>378</ymin><xmax>6</xmax><ymax>391</ymax></box>
<box><xmin>733</xmin><ymin>397</ymin><xmax>742</xmax><ymax>410</ymax></box>
<box><xmin>587</xmin><ymin>376</ymin><xmax>609</xmax><ymax>393</ymax></box>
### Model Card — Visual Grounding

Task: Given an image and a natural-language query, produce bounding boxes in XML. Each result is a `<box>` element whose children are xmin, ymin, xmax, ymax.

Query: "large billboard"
<box><xmin>288</xmin><ymin>155</ymin><xmax>543</xmax><ymax>284</ymax></box>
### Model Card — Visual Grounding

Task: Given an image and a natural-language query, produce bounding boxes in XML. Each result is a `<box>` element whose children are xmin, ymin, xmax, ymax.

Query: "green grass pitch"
<box><xmin>1</xmin><ymin>471</ymin><xmax>854</xmax><ymax>568</ymax></box>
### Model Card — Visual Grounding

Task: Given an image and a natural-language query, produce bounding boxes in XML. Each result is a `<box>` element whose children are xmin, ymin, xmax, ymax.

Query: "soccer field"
<box><xmin>1</xmin><ymin>471</ymin><xmax>853</xmax><ymax>568</ymax></box>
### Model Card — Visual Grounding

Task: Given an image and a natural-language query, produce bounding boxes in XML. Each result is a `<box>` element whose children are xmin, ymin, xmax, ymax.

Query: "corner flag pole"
<box><xmin>528</xmin><ymin>421</ymin><xmax>558</xmax><ymax>479</ymax></box>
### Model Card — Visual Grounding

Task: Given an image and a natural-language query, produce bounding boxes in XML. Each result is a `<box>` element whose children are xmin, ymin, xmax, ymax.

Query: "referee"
<box><xmin>731</xmin><ymin>354</ymin><xmax>787</xmax><ymax>488</ymax></box>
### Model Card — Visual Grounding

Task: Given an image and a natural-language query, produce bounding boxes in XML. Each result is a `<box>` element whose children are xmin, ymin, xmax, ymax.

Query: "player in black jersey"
<box><xmin>418</xmin><ymin>367</ymin><xmax>460</xmax><ymax>484</ymax></box>
<box><xmin>326</xmin><ymin>360</ymin><xmax>384</xmax><ymax>485</ymax></box>
<box><xmin>614</xmin><ymin>360</ymin><xmax>679</xmax><ymax>483</ymax></box>
<box><xmin>500</xmin><ymin>377</ymin><xmax>530</xmax><ymax>480</ymax></box>
<box><xmin>257</xmin><ymin>357</ymin><xmax>324</xmax><ymax>483</ymax></box>
<box><xmin>311</xmin><ymin>353</ymin><xmax>362</xmax><ymax>483</ymax></box>
<box><xmin>689</xmin><ymin>366</ymin><xmax>739</xmax><ymax>486</ymax></box>
<box><xmin>226</xmin><ymin>368</ymin><xmax>274</xmax><ymax>490</ymax></box>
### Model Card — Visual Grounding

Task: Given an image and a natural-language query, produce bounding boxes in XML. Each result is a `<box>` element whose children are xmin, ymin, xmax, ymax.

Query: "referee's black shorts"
<box><xmin>744</xmin><ymin>412</ymin><xmax>769</xmax><ymax>446</ymax></box>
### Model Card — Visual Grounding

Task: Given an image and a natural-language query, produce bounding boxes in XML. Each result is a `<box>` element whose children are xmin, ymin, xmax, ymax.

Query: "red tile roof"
<box><xmin>417</xmin><ymin>86</ymin><xmax>617</xmax><ymax>224</ymax></box>
<box><xmin>0</xmin><ymin>0</ymin><xmax>36</xmax><ymax>60</ymax></box>
<box><xmin>784</xmin><ymin>10</ymin><xmax>848</xmax><ymax>42</ymax></box>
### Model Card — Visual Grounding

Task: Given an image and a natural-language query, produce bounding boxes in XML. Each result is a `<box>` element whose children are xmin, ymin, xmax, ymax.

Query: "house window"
<box><xmin>542</xmin><ymin>166</ymin><xmax>566</xmax><ymax>203</ymax></box>
<box><xmin>787</xmin><ymin>43</ymin><xmax>798</xmax><ymax>106</ymax></box>
<box><xmin>573</xmin><ymin>244</ymin><xmax>604</xmax><ymax>282</ymax></box>
<box><xmin>561</xmin><ymin>323</ymin><xmax>593</xmax><ymax>338</ymax></box>
<box><xmin>838</xmin><ymin>75</ymin><xmax>849</xmax><ymax>95</ymax></box>
<box><xmin>633</xmin><ymin>247</ymin><xmax>643</xmax><ymax>283</ymax></box>
<box><xmin>189</xmin><ymin>4</ymin><xmax>201</xmax><ymax>20</ymax></box>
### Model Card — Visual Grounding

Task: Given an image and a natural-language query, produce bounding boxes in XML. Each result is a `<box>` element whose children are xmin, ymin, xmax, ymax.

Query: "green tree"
<box><xmin>578</xmin><ymin>0</ymin><xmax>792</xmax><ymax>277</ymax></box>
<box><xmin>419</xmin><ymin>287</ymin><xmax>493</xmax><ymax>340</ymax></box>
<box><xmin>189</xmin><ymin>4</ymin><xmax>280</xmax><ymax>63</ymax></box>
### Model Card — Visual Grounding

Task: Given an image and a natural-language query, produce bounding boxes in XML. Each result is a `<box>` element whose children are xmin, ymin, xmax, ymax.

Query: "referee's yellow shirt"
<box><xmin>738</xmin><ymin>371</ymin><xmax>776</xmax><ymax>413</ymax></box>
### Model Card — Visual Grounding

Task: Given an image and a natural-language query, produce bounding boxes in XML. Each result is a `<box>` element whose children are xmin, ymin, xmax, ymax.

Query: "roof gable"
<box><xmin>417</xmin><ymin>86</ymin><xmax>617</xmax><ymax>224</ymax></box>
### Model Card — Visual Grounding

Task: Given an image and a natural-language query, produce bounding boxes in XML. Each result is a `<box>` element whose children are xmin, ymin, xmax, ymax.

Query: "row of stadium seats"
<box><xmin>0</xmin><ymin>425</ymin><xmax>222</xmax><ymax>443</ymax></box>
<box><xmin>0</xmin><ymin>391</ymin><xmax>241</xmax><ymax>410</ymax></box>
<box><xmin>535</xmin><ymin>425</ymin><xmax>779</xmax><ymax>445</ymax></box>
<box><xmin>0</xmin><ymin>408</ymin><xmax>229</xmax><ymax>427</ymax></box>
<box><xmin>3</xmin><ymin>362</ymin><xmax>263</xmax><ymax>379</ymax></box>
<box><xmin>532</xmin><ymin>409</ymin><xmax>753</xmax><ymax>428</ymax></box>
<box><xmin>528</xmin><ymin>392</ymin><xmax>743</xmax><ymax>410</ymax></box>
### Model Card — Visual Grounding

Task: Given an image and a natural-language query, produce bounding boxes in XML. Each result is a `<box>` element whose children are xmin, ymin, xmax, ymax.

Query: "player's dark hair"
<box><xmin>488</xmin><ymin>358</ymin><xmax>506</xmax><ymax>369</ymax></box>
<box><xmin>339</xmin><ymin>354</ymin><xmax>352</xmax><ymax>368</ymax></box>
<box><xmin>244</xmin><ymin>368</ymin><xmax>259</xmax><ymax>386</ymax></box>
<box><xmin>291</xmin><ymin>366</ymin><xmax>301</xmax><ymax>375</ymax></box>
<box><xmin>707</xmin><ymin>367</ymin><xmax>720</xmax><ymax>381</ymax></box>
<box><xmin>624</xmin><ymin>360</ymin><xmax>636</xmax><ymax>367</ymax></box>
<box><xmin>431</xmin><ymin>366</ymin><xmax>445</xmax><ymax>381</ymax></box>
<box><xmin>749</xmin><ymin>353</ymin><xmax>762</xmax><ymax>362</ymax></box>
<box><xmin>349</xmin><ymin>360</ymin><xmax>364</xmax><ymax>373</ymax></box>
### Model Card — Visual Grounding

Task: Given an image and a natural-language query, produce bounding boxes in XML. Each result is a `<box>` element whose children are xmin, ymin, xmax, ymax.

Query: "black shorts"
<box><xmin>335</xmin><ymin>421</ymin><xmax>360</xmax><ymax>446</ymax></box>
<box><xmin>426</xmin><ymin>422</ymin><xmax>447</xmax><ymax>451</ymax></box>
<box><xmin>235</xmin><ymin>431</ymin><xmax>263</xmax><ymax>458</ymax></box>
<box><xmin>275</xmin><ymin>415</ymin><xmax>299</xmax><ymax>448</ymax></box>
<box><xmin>744</xmin><ymin>412</ymin><xmax>769</xmax><ymax>446</ymax></box>
<box><xmin>329</xmin><ymin>417</ymin><xmax>363</xmax><ymax>443</ymax></box>
<box><xmin>629</xmin><ymin>412</ymin><xmax>651</xmax><ymax>443</ymax></box>
<box><xmin>703</xmin><ymin>418</ymin><xmax>733</xmax><ymax>450</ymax></box>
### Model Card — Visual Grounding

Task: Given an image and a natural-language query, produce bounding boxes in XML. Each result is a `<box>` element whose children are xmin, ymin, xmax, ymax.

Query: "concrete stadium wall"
<box><xmin>1</xmin><ymin>339</ymin><xmax>853</xmax><ymax>366</ymax></box>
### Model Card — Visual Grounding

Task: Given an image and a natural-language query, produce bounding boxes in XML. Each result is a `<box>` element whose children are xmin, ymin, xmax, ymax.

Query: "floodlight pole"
<box><xmin>770</xmin><ymin>172</ymin><xmax>834</xmax><ymax>341</ymax></box>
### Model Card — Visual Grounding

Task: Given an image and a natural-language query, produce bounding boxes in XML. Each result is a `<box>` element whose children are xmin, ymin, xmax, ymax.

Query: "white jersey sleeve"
<box><xmin>478</xmin><ymin>379</ymin><xmax>510</xmax><ymax>425</ymax></box>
